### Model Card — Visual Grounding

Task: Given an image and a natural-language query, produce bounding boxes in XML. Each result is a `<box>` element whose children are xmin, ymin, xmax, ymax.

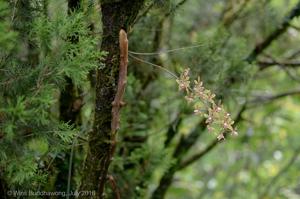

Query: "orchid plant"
<box><xmin>176</xmin><ymin>68</ymin><xmax>238</xmax><ymax>140</ymax></box>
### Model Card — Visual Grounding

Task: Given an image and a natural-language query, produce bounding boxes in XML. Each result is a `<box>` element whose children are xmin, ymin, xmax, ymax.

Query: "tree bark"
<box><xmin>79</xmin><ymin>1</ymin><xmax>144</xmax><ymax>198</ymax></box>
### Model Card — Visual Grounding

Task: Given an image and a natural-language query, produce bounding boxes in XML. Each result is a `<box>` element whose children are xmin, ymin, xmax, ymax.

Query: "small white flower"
<box><xmin>194</xmin><ymin>109</ymin><xmax>202</xmax><ymax>115</ymax></box>
<box><xmin>223</xmin><ymin>122</ymin><xmax>228</xmax><ymax>128</ymax></box>
<box><xmin>231</xmin><ymin>131</ymin><xmax>238</xmax><ymax>136</ymax></box>
<box><xmin>217</xmin><ymin>133</ymin><xmax>225</xmax><ymax>141</ymax></box>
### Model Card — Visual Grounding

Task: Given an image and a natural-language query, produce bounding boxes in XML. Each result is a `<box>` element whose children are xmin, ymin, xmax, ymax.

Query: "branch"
<box><xmin>151</xmin><ymin>119</ymin><xmax>206</xmax><ymax>199</ymax></box>
<box><xmin>178</xmin><ymin>139</ymin><xmax>219</xmax><ymax>170</ymax></box>
<box><xmin>133</xmin><ymin>0</ymin><xmax>189</xmax><ymax>27</ymax></box>
<box><xmin>107</xmin><ymin>175</ymin><xmax>121</xmax><ymax>199</ymax></box>
<box><xmin>222</xmin><ymin>0</ymin><xmax>251</xmax><ymax>28</ymax></box>
<box><xmin>285</xmin><ymin>48</ymin><xmax>300</xmax><ymax>60</ymax></box>
<box><xmin>111</xmin><ymin>29</ymin><xmax>128</xmax><ymax>135</ymax></box>
<box><xmin>151</xmin><ymin>104</ymin><xmax>246</xmax><ymax>199</ymax></box>
<box><xmin>133</xmin><ymin>0</ymin><xmax>190</xmax><ymax>96</ymax></box>
<box><xmin>176</xmin><ymin>90</ymin><xmax>300</xmax><ymax>172</ymax></box>
<box><xmin>164</xmin><ymin>114</ymin><xmax>183</xmax><ymax>147</ymax></box>
<box><xmin>100</xmin><ymin>30</ymin><xmax>128</xmax><ymax>193</ymax></box>
<box><xmin>132</xmin><ymin>2</ymin><xmax>154</xmax><ymax>26</ymax></box>
<box><xmin>248</xmin><ymin>88</ymin><xmax>300</xmax><ymax>106</ymax></box>
<box><xmin>257</xmin><ymin>53</ymin><xmax>300</xmax><ymax>82</ymax></box>
<box><xmin>246</xmin><ymin>0</ymin><xmax>300</xmax><ymax>63</ymax></box>
<box><xmin>257</xmin><ymin>60</ymin><xmax>300</xmax><ymax>70</ymax></box>
<box><xmin>165</xmin><ymin>0</ymin><xmax>189</xmax><ymax>18</ymax></box>
<box><xmin>290</xmin><ymin>24</ymin><xmax>300</xmax><ymax>31</ymax></box>
<box><xmin>135</xmin><ymin>0</ymin><xmax>190</xmax><ymax>92</ymax></box>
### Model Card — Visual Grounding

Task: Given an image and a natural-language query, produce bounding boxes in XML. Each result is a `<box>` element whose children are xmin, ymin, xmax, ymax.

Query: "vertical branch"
<box><xmin>107</xmin><ymin>175</ymin><xmax>121</xmax><ymax>199</ymax></box>
<box><xmin>111</xmin><ymin>29</ymin><xmax>128</xmax><ymax>135</ymax></box>
<box><xmin>99</xmin><ymin>29</ymin><xmax>128</xmax><ymax>199</ymax></box>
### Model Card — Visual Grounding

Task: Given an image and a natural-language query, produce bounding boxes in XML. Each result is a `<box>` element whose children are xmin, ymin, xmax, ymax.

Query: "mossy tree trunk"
<box><xmin>79</xmin><ymin>1</ymin><xmax>144</xmax><ymax>198</ymax></box>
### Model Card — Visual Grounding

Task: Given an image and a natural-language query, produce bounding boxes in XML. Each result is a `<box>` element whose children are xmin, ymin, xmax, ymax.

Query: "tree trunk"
<box><xmin>79</xmin><ymin>1</ymin><xmax>144</xmax><ymax>198</ymax></box>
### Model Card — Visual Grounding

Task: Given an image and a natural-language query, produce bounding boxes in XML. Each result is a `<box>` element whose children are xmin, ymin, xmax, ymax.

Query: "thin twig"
<box><xmin>285</xmin><ymin>48</ymin><xmax>300</xmax><ymax>59</ymax></box>
<box><xmin>257</xmin><ymin>60</ymin><xmax>300</xmax><ymax>70</ymax></box>
<box><xmin>107</xmin><ymin>175</ymin><xmax>121</xmax><ymax>199</ymax></box>
<box><xmin>222</xmin><ymin>0</ymin><xmax>251</xmax><ymax>28</ymax></box>
<box><xmin>133</xmin><ymin>2</ymin><xmax>154</xmax><ymax>26</ymax></box>
<box><xmin>128</xmin><ymin>44</ymin><xmax>205</xmax><ymax>56</ymax></box>
<box><xmin>259</xmin><ymin>53</ymin><xmax>300</xmax><ymax>82</ymax></box>
<box><xmin>66</xmin><ymin>138</ymin><xmax>76</xmax><ymax>199</ymax></box>
<box><xmin>111</xmin><ymin>29</ymin><xmax>128</xmax><ymax>134</ymax></box>
<box><xmin>166</xmin><ymin>0</ymin><xmax>189</xmax><ymax>18</ymax></box>
<box><xmin>248</xmin><ymin>88</ymin><xmax>300</xmax><ymax>106</ymax></box>
<box><xmin>129</xmin><ymin>54</ymin><xmax>178</xmax><ymax>78</ymax></box>
<box><xmin>46</xmin><ymin>153</ymin><xmax>58</xmax><ymax>170</ymax></box>
<box><xmin>11</xmin><ymin>0</ymin><xmax>18</xmax><ymax>22</ymax></box>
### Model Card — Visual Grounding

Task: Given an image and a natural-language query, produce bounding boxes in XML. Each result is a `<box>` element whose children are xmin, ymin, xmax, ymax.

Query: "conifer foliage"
<box><xmin>1</xmin><ymin>0</ymin><xmax>300</xmax><ymax>199</ymax></box>
<box><xmin>0</xmin><ymin>0</ymin><xmax>103</xmax><ymax>192</ymax></box>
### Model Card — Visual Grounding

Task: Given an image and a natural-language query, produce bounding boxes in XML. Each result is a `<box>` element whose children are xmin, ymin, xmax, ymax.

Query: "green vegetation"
<box><xmin>1</xmin><ymin>0</ymin><xmax>300</xmax><ymax>198</ymax></box>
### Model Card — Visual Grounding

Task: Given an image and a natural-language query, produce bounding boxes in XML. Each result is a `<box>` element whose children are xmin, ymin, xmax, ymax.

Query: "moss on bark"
<box><xmin>79</xmin><ymin>1</ymin><xmax>144</xmax><ymax>198</ymax></box>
